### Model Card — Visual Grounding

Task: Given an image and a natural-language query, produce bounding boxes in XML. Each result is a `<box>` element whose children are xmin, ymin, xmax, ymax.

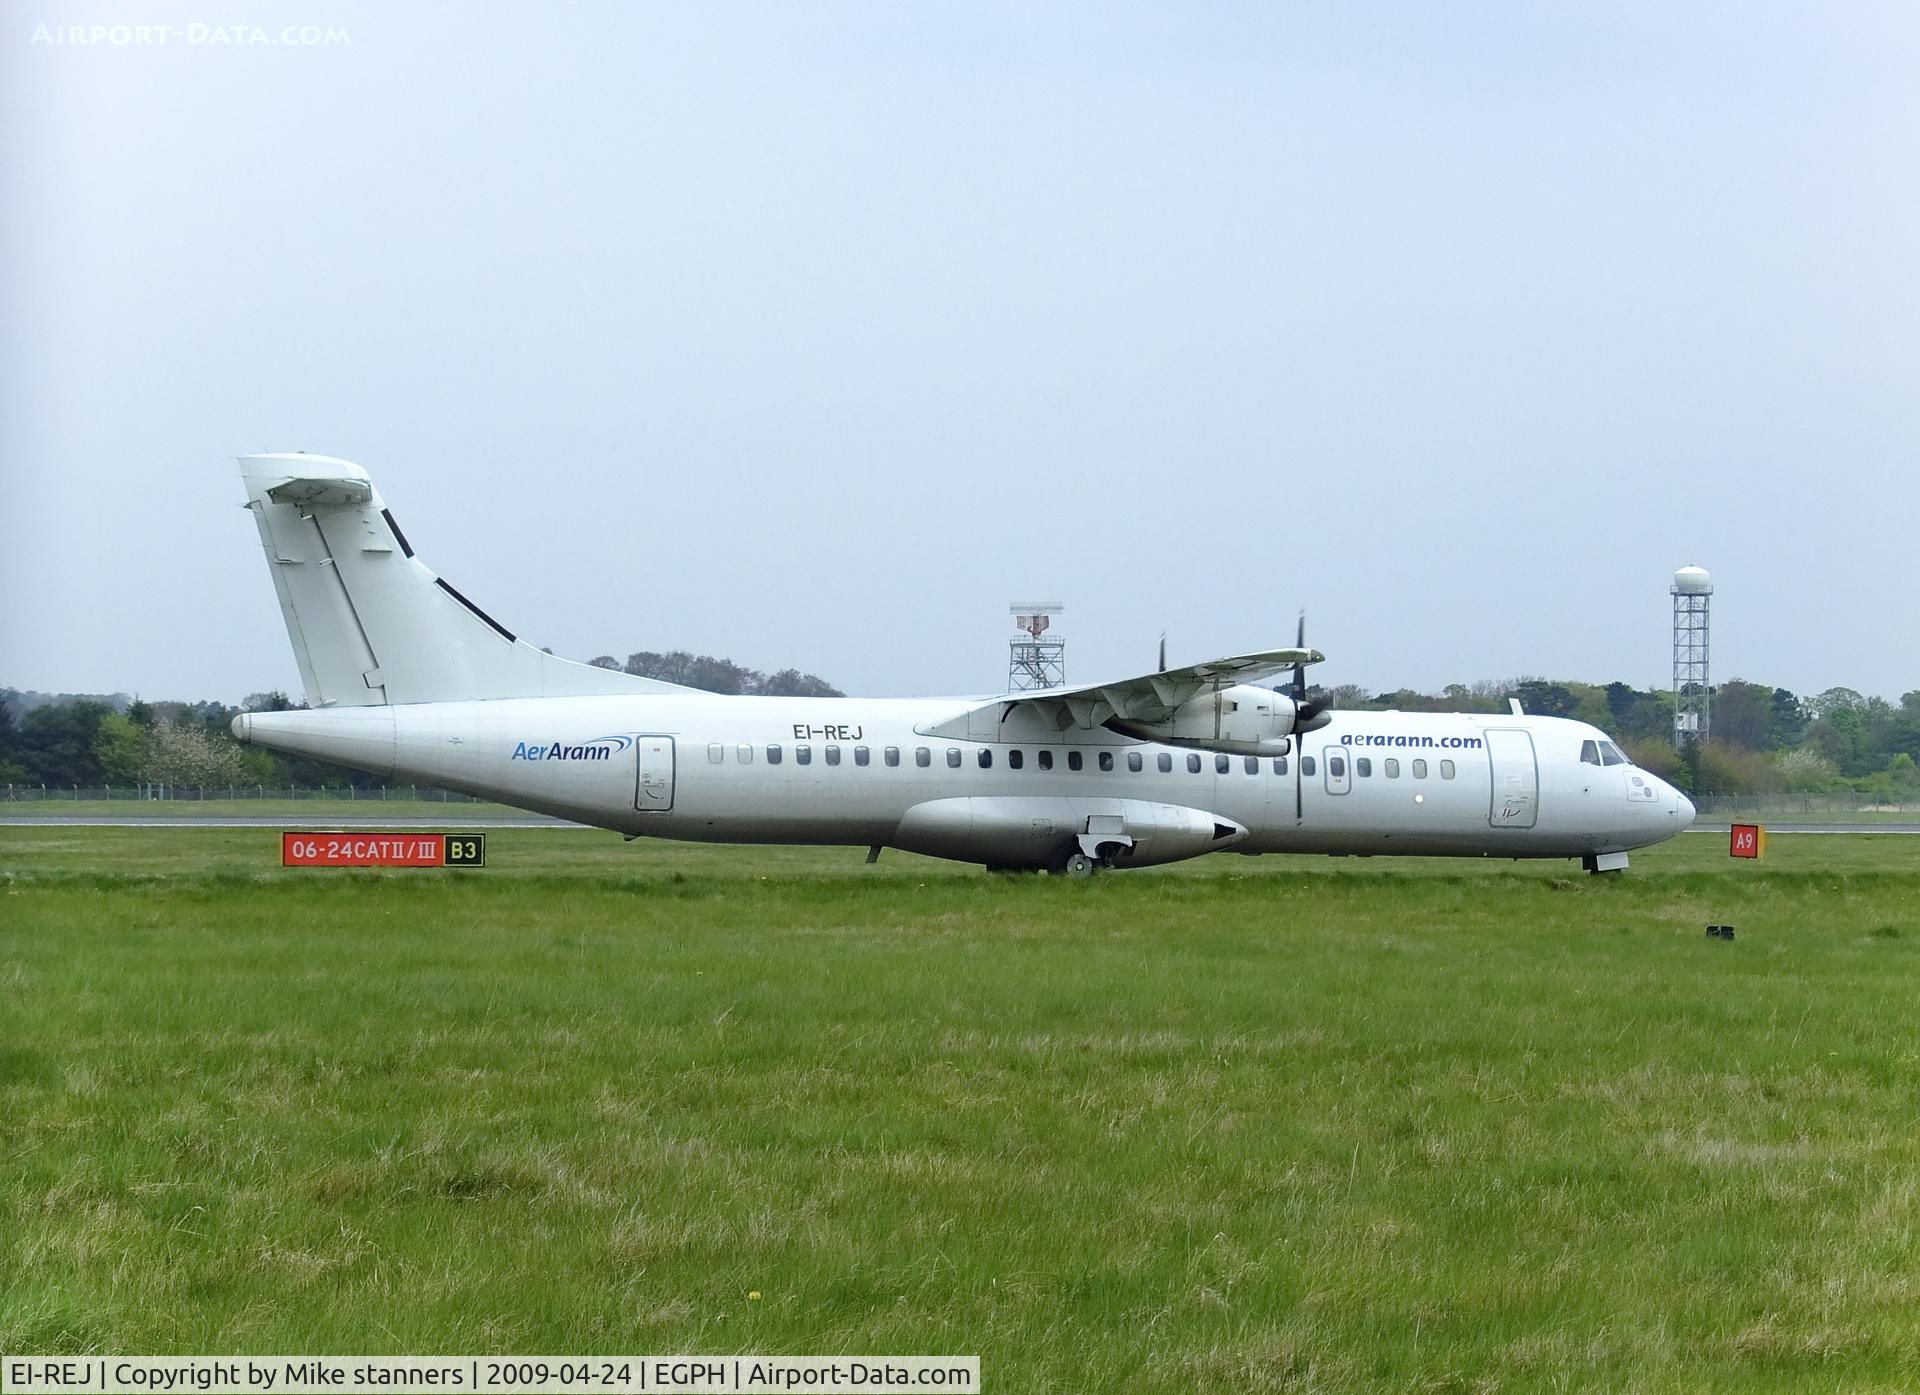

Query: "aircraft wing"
<box><xmin>983</xmin><ymin>647</ymin><xmax>1325</xmax><ymax>731</ymax></box>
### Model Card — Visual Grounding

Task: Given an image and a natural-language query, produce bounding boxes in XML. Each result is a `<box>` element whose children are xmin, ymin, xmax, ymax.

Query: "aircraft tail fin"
<box><xmin>239</xmin><ymin>453</ymin><xmax>690</xmax><ymax>707</ymax></box>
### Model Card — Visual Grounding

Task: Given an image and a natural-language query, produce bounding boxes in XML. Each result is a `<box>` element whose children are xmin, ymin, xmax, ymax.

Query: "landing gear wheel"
<box><xmin>1063</xmin><ymin>852</ymin><xmax>1098</xmax><ymax>878</ymax></box>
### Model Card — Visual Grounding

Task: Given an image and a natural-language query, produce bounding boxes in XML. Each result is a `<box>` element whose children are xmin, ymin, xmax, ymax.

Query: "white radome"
<box><xmin>1672</xmin><ymin>565</ymin><xmax>1712</xmax><ymax>594</ymax></box>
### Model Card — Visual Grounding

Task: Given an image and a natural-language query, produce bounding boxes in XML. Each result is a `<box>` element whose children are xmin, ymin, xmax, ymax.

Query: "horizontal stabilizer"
<box><xmin>265</xmin><ymin>475</ymin><xmax>374</xmax><ymax>507</ymax></box>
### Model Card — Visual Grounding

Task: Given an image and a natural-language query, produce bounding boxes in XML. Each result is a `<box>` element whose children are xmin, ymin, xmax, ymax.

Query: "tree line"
<box><xmin>1309</xmin><ymin>677</ymin><xmax>1920</xmax><ymax>799</ymax></box>
<box><xmin>3</xmin><ymin>669</ymin><xmax>1915</xmax><ymax>799</ymax></box>
<box><xmin>589</xmin><ymin>652</ymin><xmax>842</xmax><ymax>698</ymax></box>
<box><xmin>0</xmin><ymin>650</ymin><xmax>843</xmax><ymax>791</ymax></box>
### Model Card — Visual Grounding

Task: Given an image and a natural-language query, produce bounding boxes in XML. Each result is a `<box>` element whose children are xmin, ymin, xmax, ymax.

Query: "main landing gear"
<box><xmin>1053</xmin><ymin>842</ymin><xmax>1129</xmax><ymax>877</ymax></box>
<box><xmin>1050</xmin><ymin>817</ymin><xmax>1135</xmax><ymax>876</ymax></box>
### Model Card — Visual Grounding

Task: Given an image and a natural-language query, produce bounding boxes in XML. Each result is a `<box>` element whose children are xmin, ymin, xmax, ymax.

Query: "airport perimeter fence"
<box><xmin>3</xmin><ymin>784</ymin><xmax>493</xmax><ymax>804</ymax></box>
<box><xmin>1691</xmin><ymin>793</ymin><xmax>1920</xmax><ymax>817</ymax></box>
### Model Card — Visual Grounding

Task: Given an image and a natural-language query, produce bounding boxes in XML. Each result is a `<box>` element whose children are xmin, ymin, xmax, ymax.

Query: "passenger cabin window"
<box><xmin>977</xmin><ymin>749</ymin><xmax>992</xmax><ymax>768</ymax></box>
<box><xmin>795</xmin><ymin>744</ymin><xmax>812</xmax><ymax>766</ymax></box>
<box><xmin>1068</xmin><ymin>751</ymin><xmax>1083</xmax><ymax>771</ymax></box>
<box><xmin>1355</xmin><ymin>757</ymin><xmax>1371</xmax><ymax>777</ymax></box>
<box><xmin>1302</xmin><ymin>756</ymin><xmax>1316</xmax><ymax>776</ymax></box>
<box><xmin>854</xmin><ymin>746</ymin><xmax>870</xmax><ymax>766</ymax></box>
<box><xmin>884</xmin><ymin>746</ymin><xmax>900</xmax><ymax>767</ymax></box>
<box><xmin>1440</xmin><ymin>759</ymin><xmax>1455</xmax><ymax>779</ymax></box>
<box><xmin>1188</xmin><ymin>754</ymin><xmax>1203</xmax><ymax>774</ymax></box>
<box><xmin>707</xmin><ymin>743</ymin><xmax>724</xmax><ymax>763</ymax></box>
<box><xmin>737</xmin><ymin>743</ymin><xmax>753</xmax><ymax>764</ymax></box>
<box><xmin>946</xmin><ymin>748</ymin><xmax>962</xmax><ymax>768</ymax></box>
<box><xmin>1384</xmin><ymin>758</ymin><xmax>1399</xmax><ymax>778</ymax></box>
<box><xmin>1038</xmin><ymin>750</ymin><xmax>1053</xmax><ymax>771</ymax></box>
<box><xmin>1127</xmin><ymin>752</ymin><xmax>1143</xmax><ymax>772</ymax></box>
<box><xmin>914</xmin><ymin>747</ymin><xmax>930</xmax><ymax>768</ymax></box>
<box><xmin>1600</xmin><ymin>741</ymin><xmax>1628</xmax><ymax>767</ymax></box>
<box><xmin>1412</xmin><ymin>758</ymin><xmax>1427</xmax><ymax>778</ymax></box>
<box><xmin>1099</xmin><ymin>751</ymin><xmax>1114</xmax><ymax>771</ymax></box>
<box><xmin>1157</xmin><ymin>753</ymin><xmax>1173</xmax><ymax>773</ymax></box>
<box><xmin>1244</xmin><ymin>756</ymin><xmax>1259</xmax><ymax>775</ymax></box>
<box><xmin>1008</xmin><ymin>749</ymin><xmax>1024</xmax><ymax>770</ymax></box>
<box><xmin>825</xmin><ymin>745</ymin><xmax>841</xmax><ymax>766</ymax></box>
<box><xmin>1329</xmin><ymin>756</ymin><xmax>1346</xmax><ymax>778</ymax></box>
<box><xmin>766</xmin><ymin>743</ymin><xmax>783</xmax><ymax>765</ymax></box>
<box><xmin>1580</xmin><ymin>739</ymin><xmax>1602</xmax><ymax>766</ymax></box>
<box><xmin>1215</xmin><ymin>754</ymin><xmax>1230</xmax><ymax>774</ymax></box>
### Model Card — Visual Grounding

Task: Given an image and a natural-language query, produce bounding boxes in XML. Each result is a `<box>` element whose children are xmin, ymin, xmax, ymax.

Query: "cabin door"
<box><xmin>1323</xmin><ymin>746</ymin><xmax>1352</xmax><ymax>796</ymax></box>
<box><xmin>1484</xmin><ymin>728</ymin><xmax>1538</xmax><ymax>828</ymax></box>
<box><xmin>634</xmin><ymin>736</ymin><xmax>676</xmax><ymax>812</ymax></box>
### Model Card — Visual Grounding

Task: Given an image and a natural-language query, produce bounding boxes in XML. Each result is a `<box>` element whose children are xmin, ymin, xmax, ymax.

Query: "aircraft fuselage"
<box><xmin>237</xmin><ymin>695</ymin><xmax>1694</xmax><ymax>870</ymax></box>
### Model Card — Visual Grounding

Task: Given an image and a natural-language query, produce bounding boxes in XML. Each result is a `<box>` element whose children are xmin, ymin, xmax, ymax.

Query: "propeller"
<box><xmin>1292</xmin><ymin>610</ymin><xmax>1330</xmax><ymax>731</ymax></box>
<box><xmin>1157</xmin><ymin>632</ymin><xmax>1167</xmax><ymax>673</ymax></box>
<box><xmin>1290</xmin><ymin>610</ymin><xmax>1332</xmax><ymax>824</ymax></box>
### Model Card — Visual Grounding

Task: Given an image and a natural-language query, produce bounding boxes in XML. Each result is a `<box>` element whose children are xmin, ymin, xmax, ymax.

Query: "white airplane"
<box><xmin>231</xmin><ymin>453</ymin><xmax>1695</xmax><ymax>875</ymax></box>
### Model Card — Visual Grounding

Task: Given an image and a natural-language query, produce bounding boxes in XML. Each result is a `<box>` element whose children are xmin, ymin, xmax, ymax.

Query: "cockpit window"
<box><xmin>1599</xmin><ymin>741</ymin><xmax>1628</xmax><ymax>767</ymax></box>
<box><xmin>1580</xmin><ymin>739</ymin><xmax>1601</xmax><ymax>766</ymax></box>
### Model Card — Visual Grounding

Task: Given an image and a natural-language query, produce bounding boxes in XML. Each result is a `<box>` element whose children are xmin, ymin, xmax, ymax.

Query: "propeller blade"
<box><xmin>1294</xmin><ymin>610</ymin><xmax>1307</xmax><ymax>824</ymax></box>
<box><xmin>1157</xmin><ymin>632</ymin><xmax>1167</xmax><ymax>673</ymax></box>
<box><xmin>1292</xmin><ymin>610</ymin><xmax>1308</xmax><ymax>702</ymax></box>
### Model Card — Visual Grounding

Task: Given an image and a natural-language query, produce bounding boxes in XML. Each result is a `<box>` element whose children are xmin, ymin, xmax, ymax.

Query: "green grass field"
<box><xmin>3</xmin><ymin>829</ymin><xmax>1917</xmax><ymax>1392</ymax></box>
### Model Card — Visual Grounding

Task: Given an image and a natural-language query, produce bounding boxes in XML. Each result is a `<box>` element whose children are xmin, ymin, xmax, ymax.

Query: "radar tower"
<box><xmin>1671</xmin><ymin>566</ymin><xmax>1712</xmax><ymax>746</ymax></box>
<box><xmin>1009</xmin><ymin>603</ymin><xmax>1065</xmax><ymax>692</ymax></box>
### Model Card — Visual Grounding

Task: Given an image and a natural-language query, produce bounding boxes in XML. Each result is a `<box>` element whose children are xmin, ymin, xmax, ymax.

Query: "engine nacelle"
<box><xmin>1107</xmin><ymin>683</ymin><xmax>1305</xmax><ymax>757</ymax></box>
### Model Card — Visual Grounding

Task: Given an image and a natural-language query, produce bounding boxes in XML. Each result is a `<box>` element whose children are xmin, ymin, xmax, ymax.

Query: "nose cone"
<box><xmin>1675</xmin><ymin>788</ymin><xmax>1696</xmax><ymax>828</ymax></box>
<box><xmin>230</xmin><ymin>713</ymin><xmax>251</xmax><ymax>742</ymax></box>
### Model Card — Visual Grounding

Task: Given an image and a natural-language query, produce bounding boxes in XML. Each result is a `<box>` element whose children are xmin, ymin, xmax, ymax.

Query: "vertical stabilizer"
<box><xmin>240</xmin><ymin>453</ymin><xmax>687</xmax><ymax>706</ymax></box>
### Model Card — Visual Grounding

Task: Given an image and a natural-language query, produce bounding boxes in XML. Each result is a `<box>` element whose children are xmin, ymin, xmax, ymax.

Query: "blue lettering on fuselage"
<box><xmin>511</xmin><ymin>738</ymin><xmax>616</xmax><ymax>761</ymax></box>
<box><xmin>1340</xmin><ymin>733</ymin><xmax>1484</xmax><ymax>749</ymax></box>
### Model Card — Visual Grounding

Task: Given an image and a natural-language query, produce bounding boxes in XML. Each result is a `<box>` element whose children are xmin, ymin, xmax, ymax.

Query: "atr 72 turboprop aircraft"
<box><xmin>231</xmin><ymin>454</ymin><xmax>1694</xmax><ymax>875</ymax></box>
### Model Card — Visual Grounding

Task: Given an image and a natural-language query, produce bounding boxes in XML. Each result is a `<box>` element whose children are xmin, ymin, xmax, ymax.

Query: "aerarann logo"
<box><xmin>510</xmin><ymin>733</ymin><xmax>637</xmax><ymax>762</ymax></box>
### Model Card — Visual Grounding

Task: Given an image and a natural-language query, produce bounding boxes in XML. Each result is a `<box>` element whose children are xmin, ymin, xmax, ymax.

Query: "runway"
<box><xmin>5</xmin><ymin>816</ymin><xmax>1919</xmax><ymax>834</ymax></box>
<box><xmin>1688</xmin><ymin>823</ymin><xmax>1920</xmax><ymax>835</ymax></box>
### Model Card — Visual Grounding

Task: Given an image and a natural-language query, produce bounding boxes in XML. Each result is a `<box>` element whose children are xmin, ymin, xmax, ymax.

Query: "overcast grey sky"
<box><xmin>3</xmin><ymin>2</ymin><xmax>1916</xmax><ymax>706</ymax></box>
